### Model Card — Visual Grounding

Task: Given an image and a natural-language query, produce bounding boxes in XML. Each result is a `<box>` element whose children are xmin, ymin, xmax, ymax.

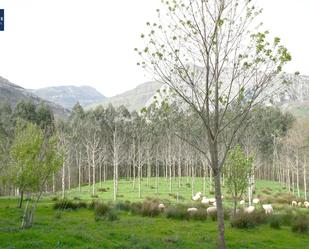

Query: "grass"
<box><xmin>49</xmin><ymin>177</ymin><xmax>294</xmax><ymax>204</ymax></box>
<box><xmin>0</xmin><ymin>178</ymin><xmax>309</xmax><ymax>249</ymax></box>
<box><xmin>1</xmin><ymin>199</ymin><xmax>309</xmax><ymax>249</ymax></box>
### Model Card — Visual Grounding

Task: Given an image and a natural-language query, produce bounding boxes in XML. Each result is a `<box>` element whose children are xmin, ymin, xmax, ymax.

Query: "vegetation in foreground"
<box><xmin>1</xmin><ymin>198</ymin><xmax>309</xmax><ymax>249</ymax></box>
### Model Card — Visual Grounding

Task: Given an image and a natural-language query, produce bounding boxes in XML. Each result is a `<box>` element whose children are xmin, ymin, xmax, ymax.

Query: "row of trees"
<box><xmin>0</xmin><ymin>100</ymin><xmax>298</xmax><ymax>199</ymax></box>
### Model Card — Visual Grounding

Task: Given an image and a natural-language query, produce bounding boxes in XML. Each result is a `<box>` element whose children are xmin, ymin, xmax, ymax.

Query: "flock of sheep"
<box><xmin>157</xmin><ymin>192</ymin><xmax>309</xmax><ymax>216</ymax></box>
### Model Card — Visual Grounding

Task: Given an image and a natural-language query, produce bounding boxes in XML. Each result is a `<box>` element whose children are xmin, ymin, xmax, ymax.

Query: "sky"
<box><xmin>0</xmin><ymin>0</ymin><xmax>308</xmax><ymax>97</ymax></box>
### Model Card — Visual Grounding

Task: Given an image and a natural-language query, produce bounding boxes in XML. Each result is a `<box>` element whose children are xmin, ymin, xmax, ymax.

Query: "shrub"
<box><xmin>88</xmin><ymin>200</ymin><xmax>99</xmax><ymax>210</ymax></box>
<box><xmin>166</xmin><ymin>205</ymin><xmax>188</xmax><ymax>220</ymax></box>
<box><xmin>231</xmin><ymin>212</ymin><xmax>256</xmax><ymax>229</ymax></box>
<box><xmin>94</xmin><ymin>203</ymin><xmax>110</xmax><ymax>220</ymax></box>
<box><xmin>105</xmin><ymin>210</ymin><xmax>119</xmax><ymax>221</ymax></box>
<box><xmin>115</xmin><ymin>201</ymin><xmax>131</xmax><ymax>211</ymax></box>
<box><xmin>76</xmin><ymin>201</ymin><xmax>88</xmax><ymax>209</ymax></box>
<box><xmin>209</xmin><ymin>190</ymin><xmax>215</xmax><ymax>195</ymax></box>
<box><xmin>130</xmin><ymin>202</ymin><xmax>143</xmax><ymax>215</ymax></box>
<box><xmin>91</xmin><ymin>194</ymin><xmax>99</xmax><ymax>198</ymax></box>
<box><xmin>231</xmin><ymin>211</ymin><xmax>267</xmax><ymax>229</ymax></box>
<box><xmin>277</xmin><ymin>211</ymin><xmax>295</xmax><ymax>226</ymax></box>
<box><xmin>185</xmin><ymin>183</ymin><xmax>191</xmax><ymax>188</ymax></box>
<box><xmin>261</xmin><ymin>188</ymin><xmax>272</xmax><ymax>195</ymax></box>
<box><xmin>51</xmin><ymin>197</ymin><xmax>59</xmax><ymax>202</ymax></box>
<box><xmin>73</xmin><ymin>196</ymin><xmax>81</xmax><ymax>201</ymax></box>
<box><xmin>53</xmin><ymin>200</ymin><xmax>78</xmax><ymax>210</ymax></box>
<box><xmin>292</xmin><ymin>216</ymin><xmax>309</xmax><ymax>234</ymax></box>
<box><xmin>141</xmin><ymin>200</ymin><xmax>160</xmax><ymax>217</ymax></box>
<box><xmin>98</xmin><ymin>188</ymin><xmax>108</xmax><ymax>192</ymax></box>
<box><xmin>269</xmin><ymin>215</ymin><xmax>281</xmax><ymax>229</ymax></box>
<box><xmin>190</xmin><ymin>209</ymin><xmax>207</xmax><ymax>221</ymax></box>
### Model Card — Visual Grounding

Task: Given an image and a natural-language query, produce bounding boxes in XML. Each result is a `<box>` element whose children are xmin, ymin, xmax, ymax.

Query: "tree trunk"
<box><xmin>18</xmin><ymin>190</ymin><xmax>24</xmax><ymax>209</ymax></box>
<box><xmin>214</xmin><ymin>171</ymin><xmax>226</xmax><ymax>249</ymax></box>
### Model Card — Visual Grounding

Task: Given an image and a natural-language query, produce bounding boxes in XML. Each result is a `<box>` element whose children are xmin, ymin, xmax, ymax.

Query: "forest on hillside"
<box><xmin>1</xmin><ymin>99</ymin><xmax>307</xmax><ymax>202</ymax></box>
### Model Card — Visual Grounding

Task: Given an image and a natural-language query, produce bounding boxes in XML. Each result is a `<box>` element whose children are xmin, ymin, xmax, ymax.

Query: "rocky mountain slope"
<box><xmin>0</xmin><ymin>76</ymin><xmax>70</xmax><ymax>118</ymax></box>
<box><xmin>88</xmin><ymin>81</ymin><xmax>162</xmax><ymax>112</ymax></box>
<box><xmin>31</xmin><ymin>85</ymin><xmax>105</xmax><ymax>109</ymax></box>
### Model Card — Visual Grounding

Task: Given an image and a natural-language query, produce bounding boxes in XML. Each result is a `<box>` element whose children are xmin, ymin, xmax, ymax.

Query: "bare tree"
<box><xmin>137</xmin><ymin>1</ymin><xmax>291</xmax><ymax>247</ymax></box>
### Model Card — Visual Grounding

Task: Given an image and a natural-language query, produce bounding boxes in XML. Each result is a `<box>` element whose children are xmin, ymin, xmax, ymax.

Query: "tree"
<box><xmin>137</xmin><ymin>1</ymin><xmax>291</xmax><ymax>247</ymax></box>
<box><xmin>10</xmin><ymin>122</ymin><xmax>63</xmax><ymax>228</ymax></box>
<box><xmin>224</xmin><ymin>145</ymin><xmax>252</xmax><ymax>215</ymax></box>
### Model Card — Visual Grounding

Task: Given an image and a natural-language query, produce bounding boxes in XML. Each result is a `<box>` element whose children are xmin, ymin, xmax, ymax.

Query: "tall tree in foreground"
<box><xmin>137</xmin><ymin>1</ymin><xmax>291</xmax><ymax>247</ymax></box>
<box><xmin>10</xmin><ymin>122</ymin><xmax>63</xmax><ymax>229</ymax></box>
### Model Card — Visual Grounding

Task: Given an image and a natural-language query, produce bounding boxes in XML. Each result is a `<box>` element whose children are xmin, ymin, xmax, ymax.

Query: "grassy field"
<box><xmin>59</xmin><ymin>177</ymin><xmax>293</xmax><ymax>203</ymax></box>
<box><xmin>0</xmin><ymin>178</ymin><xmax>308</xmax><ymax>249</ymax></box>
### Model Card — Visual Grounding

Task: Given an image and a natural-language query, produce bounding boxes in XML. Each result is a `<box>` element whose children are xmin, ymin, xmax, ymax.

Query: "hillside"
<box><xmin>32</xmin><ymin>85</ymin><xmax>105</xmax><ymax>109</ymax></box>
<box><xmin>88</xmin><ymin>81</ymin><xmax>162</xmax><ymax>112</ymax></box>
<box><xmin>0</xmin><ymin>76</ymin><xmax>70</xmax><ymax>118</ymax></box>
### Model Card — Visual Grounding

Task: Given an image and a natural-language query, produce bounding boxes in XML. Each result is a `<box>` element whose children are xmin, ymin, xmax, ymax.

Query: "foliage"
<box><xmin>165</xmin><ymin>205</ymin><xmax>188</xmax><ymax>220</ymax></box>
<box><xmin>224</xmin><ymin>145</ymin><xmax>253</xmax><ymax>213</ymax></box>
<box><xmin>291</xmin><ymin>216</ymin><xmax>309</xmax><ymax>234</ymax></box>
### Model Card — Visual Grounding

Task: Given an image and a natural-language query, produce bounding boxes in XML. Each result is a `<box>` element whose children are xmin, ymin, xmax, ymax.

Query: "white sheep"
<box><xmin>244</xmin><ymin>206</ymin><xmax>255</xmax><ymax>214</ymax></box>
<box><xmin>201</xmin><ymin>197</ymin><xmax>210</xmax><ymax>205</ymax></box>
<box><xmin>253</xmin><ymin>198</ymin><xmax>260</xmax><ymax>204</ymax></box>
<box><xmin>206</xmin><ymin>206</ymin><xmax>217</xmax><ymax>215</ymax></box>
<box><xmin>158</xmin><ymin>203</ymin><xmax>165</xmax><ymax>211</ymax></box>
<box><xmin>208</xmin><ymin>198</ymin><xmax>216</xmax><ymax>204</ymax></box>
<box><xmin>187</xmin><ymin>207</ymin><xmax>198</xmax><ymax>213</ymax></box>
<box><xmin>291</xmin><ymin>201</ymin><xmax>297</xmax><ymax>207</ymax></box>
<box><xmin>192</xmin><ymin>192</ymin><xmax>202</xmax><ymax>201</ymax></box>
<box><xmin>304</xmin><ymin>201</ymin><xmax>309</xmax><ymax>208</ymax></box>
<box><xmin>298</xmin><ymin>202</ymin><xmax>302</xmax><ymax>207</ymax></box>
<box><xmin>239</xmin><ymin>200</ymin><xmax>245</xmax><ymax>205</ymax></box>
<box><xmin>262</xmin><ymin>204</ymin><xmax>273</xmax><ymax>214</ymax></box>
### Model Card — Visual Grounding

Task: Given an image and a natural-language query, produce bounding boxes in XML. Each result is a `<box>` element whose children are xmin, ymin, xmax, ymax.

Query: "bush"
<box><xmin>292</xmin><ymin>216</ymin><xmax>309</xmax><ymax>234</ymax></box>
<box><xmin>94</xmin><ymin>202</ymin><xmax>118</xmax><ymax>221</ymax></box>
<box><xmin>166</xmin><ymin>205</ymin><xmax>188</xmax><ymax>220</ymax></box>
<box><xmin>88</xmin><ymin>200</ymin><xmax>98</xmax><ymax>210</ymax></box>
<box><xmin>185</xmin><ymin>183</ymin><xmax>191</xmax><ymax>188</ymax></box>
<box><xmin>115</xmin><ymin>201</ymin><xmax>131</xmax><ymax>211</ymax></box>
<box><xmin>269</xmin><ymin>215</ymin><xmax>281</xmax><ymax>229</ymax></box>
<box><xmin>91</xmin><ymin>194</ymin><xmax>99</xmax><ymax>198</ymax></box>
<box><xmin>231</xmin><ymin>211</ymin><xmax>267</xmax><ymax>229</ymax></box>
<box><xmin>130</xmin><ymin>202</ymin><xmax>143</xmax><ymax>215</ymax></box>
<box><xmin>98</xmin><ymin>188</ymin><xmax>109</xmax><ymax>192</ymax></box>
<box><xmin>73</xmin><ymin>196</ymin><xmax>81</xmax><ymax>201</ymax></box>
<box><xmin>141</xmin><ymin>200</ymin><xmax>160</xmax><ymax>217</ymax></box>
<box><xmin>190</xmin><ymin>209</ymin><xmax>207</xmax><ymax>221</ymax></box>
<box><xmin>231</xmin><ymin>212</ymin><xmax>256</xmax><ymax>229</ymax></box>
<box><xmin>261</xmin><ymin>188</ymin><xmax>272</xmax><ymax>195</ymax></box>
<box><xmin>51</xmin><ymin>197</ymin><xmax>59</xmax><ymax>202</ymax></box>
<box><xmin>53</xmin><ymin>200</ymin><xmax>78</xmax><ymax>210</ymax></box>
<box><xmin>76</xmin><ymin>201</ymin><xmax>88</xmax><ymax>209</ymax></box>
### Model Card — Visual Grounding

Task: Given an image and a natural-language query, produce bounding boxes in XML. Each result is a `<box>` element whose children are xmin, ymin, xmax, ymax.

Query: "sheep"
<box><xmin>253</xmin><ymin>198</ymin><xmax>260</xmax><ymax>204</ymax></box>
<box><xmin>213</xmin><ymin>202</ymin><xmax>217</xmax><ymax>207</ymax></box>
<box><xmin>206</xmin><ymin>206</ymin><xmax>217</xmax><ymax>215</ymax></box>
<box><xmin>244</xmin><ymin>206</ymin><xmax>255</xmax><ymax>214</ymax></box>
<box><xmin>262</xmin><ymin>204</ymin><xmax>273</xmax><ymax>214</ymax></box>
<box><xmin>201</xmin><ymin>197</ymin><xmax>210</xmax><ymax>205</ymax></box>
<box><xmin>304</xmin><ymin>201</ymin><xmax>309</xmax><ymax>208</ymax></box>
<box><xmin>291</xmin><ymin>201</ymin><xmax>297</xmax><ymax>207</ymax></box>
<box><xmin>187</xmin><ymin>207</ymin><xmax>198</xmax><ymax>213</ymax></box>
<box><xmin>158</xmin><ymin>203</ymin><xmax>165</xmax><ymax>211</ymax></box>
<box><xmin>192</xmin><ymin>192</ymin><xmax>202</xmax><ymax>201</ymax></box>
<box><xmin>298</xmin><ymin>202</ymin><xmax>302</xmax><ymax>207</ymax></box>
<box><xmin>208</xmin><ymin>198</ymin><xmax>216</xmax><ymax>204</ymax></box>
<box><xmin>239</xmin><ymin>200</ymin><xmax>245</xmax><ymax>205</ymax></box>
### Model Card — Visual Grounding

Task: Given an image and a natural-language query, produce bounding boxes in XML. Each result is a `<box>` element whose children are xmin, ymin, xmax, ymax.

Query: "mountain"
<box><xmin>31</xmin><ymin>85</ymin><xmax>105</xmax><ymax>109</ymax></box>
<box><xmin>0</xmin><ymin>76</ymin><xmax>70</xmax><ymax>118</ymax></box>
<box><xmin>88</xmin><ymin>81</ymin><xmax>162</xmax><ymax>112</ymax></box>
